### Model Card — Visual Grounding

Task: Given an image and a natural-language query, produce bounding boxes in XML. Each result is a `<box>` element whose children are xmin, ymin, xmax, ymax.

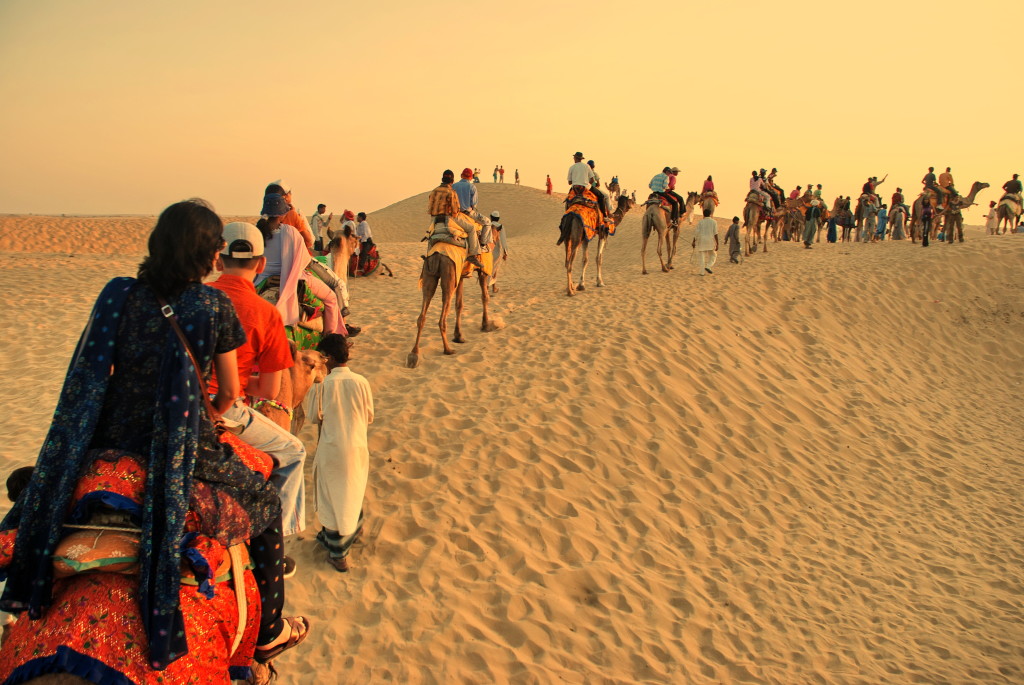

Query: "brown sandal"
<box><xmin>255</xmin><ymin>616</ymin><xmax>311</xmax><ymax>663</ymax></box>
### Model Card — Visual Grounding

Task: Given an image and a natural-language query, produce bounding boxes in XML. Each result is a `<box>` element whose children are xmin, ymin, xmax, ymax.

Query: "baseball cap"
<box><xmin>220</xmin><ymin>222</ymin><xmax>264</xmax><ymax>258</ymax></box>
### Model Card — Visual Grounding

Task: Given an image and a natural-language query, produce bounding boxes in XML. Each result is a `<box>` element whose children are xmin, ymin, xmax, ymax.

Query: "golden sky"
<box><xmin>0</xmin><ymin>0</ymin><xmax>1018</xmax><ymax>222</ymax></box>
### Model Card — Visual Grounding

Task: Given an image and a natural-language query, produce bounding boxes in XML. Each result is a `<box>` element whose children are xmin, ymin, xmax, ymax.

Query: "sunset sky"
<box><xmin>0</xmin><ymin>0</ymin><xmax>1017</xmax><ymax>223</ymax></box>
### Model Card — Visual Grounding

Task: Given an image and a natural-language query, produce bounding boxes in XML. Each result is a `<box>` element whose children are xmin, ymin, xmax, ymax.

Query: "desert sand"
<box><xmin>0</xmin><ymin>184</ymin><xmax>1022</xmax><ymax>684</ymax></box>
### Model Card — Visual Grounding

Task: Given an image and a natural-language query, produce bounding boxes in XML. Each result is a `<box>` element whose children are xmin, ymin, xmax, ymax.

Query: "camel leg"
<box><xmin>641</xmin><ymin>233</ymin><xmax>649</xmax><ymax>274</ymax></box>
<box><xmin>658</xmin><ymin>231</ymin><xmax>668</xmax><ymax>273</ymax></box>
<box><xmin>438</xmin><ymin>272</ymin><xmax>456</xmax><ymax>355</ymax></box>
<box><xmin>407</xmin><ymin>274</ymin><xmax>439</xmax><ymax>368</ymax></box>
<box><xmin>595</xmin><ymin>236</ymin><xmax>606</xmax><ymax>287</ymax></box>
<box><xmin>478</xmin><ymin>271</ymin><xmax>491</xmax><ymax>330</ymax></box>
<box><xmin>565</xmin><ymin>240</ymin><xmax>577</xmax><ymax>296</ymax></box>
<box><xmin>763</xmin><ymin>224</ymin><xmax>769</xmax><ymax>254</ymax></box>
<box><xmin>577</xmin><ymin>240</ymin><xmax>589</xmax><ymax>291</ymax></box>
<box><xmin>453</xmin><ymin>276</ymin><xmax>467</xmax><ymax>344</ymax></box>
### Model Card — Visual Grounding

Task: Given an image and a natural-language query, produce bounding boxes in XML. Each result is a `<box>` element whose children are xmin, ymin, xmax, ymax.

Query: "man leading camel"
<box><xmin>210</xmin><ymin>222</ymin><xmax>307</xmax><ymax>569</ymax></box>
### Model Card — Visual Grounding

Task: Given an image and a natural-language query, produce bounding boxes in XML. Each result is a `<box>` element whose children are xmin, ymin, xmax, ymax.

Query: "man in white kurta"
<box><xmin>308</xmin><ymin>334</ymin><xmax>374</xmax><ymax>570</ymax></box>
<box><xmin>692</xmin><ymin>209</ymin><xmax>719</xmax><ymax>275</ymax></box>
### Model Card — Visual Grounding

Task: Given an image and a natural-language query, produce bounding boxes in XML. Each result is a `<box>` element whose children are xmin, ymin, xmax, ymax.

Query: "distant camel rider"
<box><xmin>666</xmin><ymin>166</ymin><xmax>685</xmax><ymax>221</ymax></box>
<box><xmin>749</xmin><ymin>170</ymin><xmax>772</xmax><ymax>210</ymax></box>
<box><xmin>1001</xmin><ymin>173</ymin><xmax>1022</xmax><ymax>202</ymax></box>
<box><xmin>702</xmin><ymin>175</ymin><xmax>715</xmax><ymax>194</ymax></box>
<box><xmin>452</xmin><ymin>167</ymin><xmax>485</xmax><ymax>268</ymax></box>
<box><xmin>891</xmin><ymin>187</ymin><xmax>909</xmax><ymax>214</ymax></box>
<box><xmin>922</xmin><ymin>167</ymin><xmax>947</xmax><ymax>205</ymax></box>
<box><xmin>649</xmin><ymin>166</ymin><xmax>680</xmax><ymax>226</ymax></box>
<box><xmin>587</xmin><ymin>160</ymin><xmax>612</xmax><ymax>218</ymax></box>
<box><xmin>789</xmin><ymin>185</ymin><xmax>802</xmax><ymax>200</ymax></box>
<box><xmin>758</xmin><ymin>169</ymin><xmax>780</xmax><ymax>207</ymax></box>
<box><xmin>939</xmin><ymin>167</ymin><xmax>958</xmax><ymax>197</ymax></box>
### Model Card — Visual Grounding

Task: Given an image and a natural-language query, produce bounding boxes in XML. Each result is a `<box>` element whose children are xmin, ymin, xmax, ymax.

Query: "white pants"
<box><xmin>222</xmin><ymin>400</ymin><xmax>307</xmax><ymax>537</ymax></box>
<box><xmin>697</xmin><ymin>249</ymin><xmax>717</xmax><ymax>274</ymax></box>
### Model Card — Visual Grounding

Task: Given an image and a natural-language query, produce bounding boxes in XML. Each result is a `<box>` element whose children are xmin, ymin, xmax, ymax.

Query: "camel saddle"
<box><xmin>998</xmin><ymin>192</ymin><xmax>1022</xmax><ymax>213</ymax></box>
<box><xmin>644</xmin><ymin>193</ymin><xmax>672</xmax><ymax>211</ymax></box>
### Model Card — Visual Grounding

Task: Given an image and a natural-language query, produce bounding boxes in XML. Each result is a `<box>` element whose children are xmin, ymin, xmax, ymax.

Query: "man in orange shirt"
<box><xmin>210</xmin><ymin>222</ymin><xmax>307</xmax><ymax>555</ymax></box>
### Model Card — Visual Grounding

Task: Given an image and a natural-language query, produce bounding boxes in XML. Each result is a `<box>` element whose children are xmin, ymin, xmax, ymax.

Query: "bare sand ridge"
<box><xmin>0</xmin><ymin>184</ymin><xmax>1022</xmax><ymax>683</ymax></box>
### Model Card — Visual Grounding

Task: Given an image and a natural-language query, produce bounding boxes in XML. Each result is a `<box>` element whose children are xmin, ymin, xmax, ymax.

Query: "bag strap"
<box><xmin>155</xmin><ymin>294</ymin><xmax>222</xmax><ymax>423</ymax></box>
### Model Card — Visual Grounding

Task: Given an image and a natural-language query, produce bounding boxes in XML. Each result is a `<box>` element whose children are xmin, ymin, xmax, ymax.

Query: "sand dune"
<box><xmin>0</xmin><ymin>184</ymin><xmax>1022</xmax><ymax>683</ymax></box>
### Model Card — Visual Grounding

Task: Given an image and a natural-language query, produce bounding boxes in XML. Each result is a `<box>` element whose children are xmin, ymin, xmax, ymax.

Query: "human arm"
<box><xmin>213</xmin><ymin>350</ymin><xmax>240</xmax><ymax>414</ymax></box>
<box><xmin>248</xmin><ymin>369</ymin><xmax>281</xmax><ymax>401</ymax></box>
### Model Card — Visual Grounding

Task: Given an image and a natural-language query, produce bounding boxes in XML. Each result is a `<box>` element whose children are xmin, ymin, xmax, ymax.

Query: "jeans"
<box><xmin>223</xmin><ymin>400</ymin><xmax>307</xmax><ymax>537</ymax></box>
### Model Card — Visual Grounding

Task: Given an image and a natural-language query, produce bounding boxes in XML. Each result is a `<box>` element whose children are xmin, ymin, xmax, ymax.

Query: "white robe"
<box><xmin>306</xmin><ymin>366</ymin><xmax>374</xmax><ymax>535</ymax></box>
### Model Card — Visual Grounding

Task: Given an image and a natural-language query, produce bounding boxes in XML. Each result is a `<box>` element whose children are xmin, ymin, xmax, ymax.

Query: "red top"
<box><xmin>702</xmin><ymin>180</ymin><xmax>714</xmax><ymax>193</ymax></box>
<box><xmin>208</xmin><ymin>274</ymin><xmax>294</xmax><ymax>396</ymax></box>
<box><xmin>668</xmin><ymin>173</ymin><xmax>678</xmax><ymax>191</ymax></box>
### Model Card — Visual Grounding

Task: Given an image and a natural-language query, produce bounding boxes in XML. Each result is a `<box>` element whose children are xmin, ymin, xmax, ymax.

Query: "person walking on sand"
<box><xmin>921</xmin><ymin>199</ymin><xmax>933</xmax><ymax>247</ymax></box>
<box><xmin>493</xmin><ymin>165</ymin><xmax>499</xmax><ymax>183</ymax></box>
<box><xmin>310</xmin><ymin>203</ymin><xmax>332</xmax><ymax>252</ymax></box>
<box><xmin>514</xmin><ymin>169</ymin><xmax>520</xmax><ymax>185</ymax></box>
<box><xmin>546</xmin><ymin>175</ymin><xmax>553</xmax><ymax>194</ymax></box>
<box><xmin>723</xmin><ymin>215</ymin><xmax>741</xmax><ymax>263</ymax></box>
<box><xmin>985</xmin><ymin>200</ymin><xmax>999</xmax><ymax>235</ymax></box>
<box><xmin>307</xmin><ymin>334</ymin><xmax>373</xmax><ymax>573</ymax></box>
<box><xmin>692</xmin><ymin>209</ymin><xmax>718</xmax><ymax>275</ymax></box>
<box><xmin>876</xmin><ymin>204</ymin><xmax>888</xmax><ymax>241</ymax></box>
<box><xmin>803</xmin><ymin>199</ymin><xmax>821</xmax><ymax>248</ymax></box>
<box><xmin>355</xmin><ymin>212</ymin><xmax>375</xmax><ymax>275</ymax></box>
<box><xmin>499</xmin><ymin>165</ymin><xmax>505</xmax><ymax>183</ymax></box>
<box><xmin>489</xmin><ymin>210</ymin><xmax>510</xmax><ymax>293</ymax></box>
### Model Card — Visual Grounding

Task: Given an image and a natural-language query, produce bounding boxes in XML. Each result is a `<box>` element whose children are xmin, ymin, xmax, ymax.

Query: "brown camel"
<box><xmin>996</xmin><ymin>196</ymin><xmax>1022</xmax><ymax>233</ymax></box>
<box><xmin>911</xmin><ymin>181</ymin><xmax>989</xmax><ymax>240</ymax></box>
<box><xmin>256</xmin><ymin>343</ymin><xmax>328</xmax><ymax>433</ymax></box>
<box><xmin>407</xmin><ymin>236</ymin><xmax>495</xmax><ymax>367</ymax></box>
<box><xmin>640</xmin><ymin>196</ymin><xmax>671</xmax><ymax>274</ymax></box>
<box><xmin>557</xmin><ymin>195</ymin><xmax>635</xmax><ymax>296</ymax></box>
<box><xmin>742</xmin><ymin>190</ymin><xmax>770</xmax><ymax>255</ymax></box>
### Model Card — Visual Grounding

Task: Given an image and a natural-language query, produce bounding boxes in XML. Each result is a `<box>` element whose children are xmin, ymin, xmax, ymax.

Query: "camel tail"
<box><xmin>417</xmin><ymin>252</ymin><xmax>443</xmax><ymax>290</ymax></box>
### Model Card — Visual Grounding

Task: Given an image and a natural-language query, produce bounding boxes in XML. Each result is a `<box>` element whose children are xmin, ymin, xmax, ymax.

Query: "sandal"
<box><xmin>255</xmin><ymin>616</ymin><xmax>311</xmax><ymax>664</ymax></box>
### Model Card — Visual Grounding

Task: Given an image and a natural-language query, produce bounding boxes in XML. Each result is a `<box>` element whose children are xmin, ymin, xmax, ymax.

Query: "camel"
<box><xmin>640</xmin><ymin>196</ymin><xmax>672</xmax><ymax>274</ymax></box>
<box><xmin>700</xmin><ymin>191</ymin><xmax>718</xmax><ymax>217</ymax></box>
<box><xmin>680</xmin><ymin>191</ymin><xmax>700</xmax><ymax>225</ymax></box>
<box><xmin>255</xmin><ymin>343</ymin><xmax>328</xmax><ymax>433</ymax></box>
<box><xmin>556</xmin><ymin>193</ymin><xmax>635</xmax><ymax>296</ymax></box>
<box><xmin>911</xmin><ymin>181</ymin><xmax>989</xmax><ymax>241</ymax></box>
<box><xmin>605</xmin><ymin>180</ymin><xmax>620</xmax><ymax>197</ymax></box>
<box><xmin>407</xmin><ymin>217</ymin><xmax>496</xmax><ymax>367</ymax></box>
<box><xmin>741</xmin><ymin>190</ymin><xmax>771</xmax><ymax>255</ymax></box>
<box><xmin>996</xmin><ymin>195</ymin><xmax>1022</xmax><ymax>233</ymax></box>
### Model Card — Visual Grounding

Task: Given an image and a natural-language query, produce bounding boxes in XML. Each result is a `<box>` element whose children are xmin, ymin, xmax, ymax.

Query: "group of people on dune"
<box><xmin>0</xmin><ymin>182</ymin><xmax>385</xmax><ymax>683</ymax></box>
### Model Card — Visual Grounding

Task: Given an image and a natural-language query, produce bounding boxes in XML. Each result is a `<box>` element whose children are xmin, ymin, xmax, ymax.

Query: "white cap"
<box><xmin>221</xmin><ymin>222</ymin><xmax>264</xmax><ymax>258</ymax></box>
<box><xmin>270</xmin><ymin>178</ymin><xmax>291</xmax><ymax>194</ymax></box>
<box><xmin>491</xmin><ymin>210</ymin><xmax>500</xmax><ymax>219</ymax></box>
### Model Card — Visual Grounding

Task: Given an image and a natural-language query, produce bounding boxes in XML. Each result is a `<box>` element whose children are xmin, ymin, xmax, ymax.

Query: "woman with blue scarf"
<box><xmin>0</xmin><ymin>200</ymin><xmax>309</xmax><ymax>684</ymax></box>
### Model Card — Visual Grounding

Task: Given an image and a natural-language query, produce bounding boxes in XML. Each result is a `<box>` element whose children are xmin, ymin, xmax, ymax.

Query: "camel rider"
<box><xmin>1001</xmin><ymin>173</ymin><xmax>1022</xmax><ymax>201</ymax></box>
<box><xmin>587</xmin><ymin>160</ymin><xmax>612</xmax><ymax>219</ymax></box>
<box><xmin>452</xmin><ymin>167</ymin><xmax>485</xmax><ymax>268</ymax></box>
<box><xmin>758</xmin><ymin>169</ymin><xmax>780</xmax><ymax>207</ymax></box>
<box><xmin>922</xmin><ymin>167</ymin><xmax>947</xmax><ymax>206</ymax></box>
<box><xmin>939</xmin><ymin>167</ymin><xmax>958</xmax><ymax>198</ymax></box>
<box><xmin>891</xmin><ymin>188</ymin><xmax>910</xmax><ymax>214</ymax></box>
<box><xmin>750</xmin><ymin>171</ymin><xmax>773</xmax><ymax>211</ymax></box>
<box><xmin>426</xmin><ymin>169</ymin><xmax>465</xmax><ymax>247</ymax></box>
<box><xmin>789</xmin><ymin>185</ymin><xmax>802</xmax><ymax>200</ymax></box>
<box><xmin>649</xmin><ymin>166</ymin><xmax>681</xmax><ymax>226</ymax></box>
<box><xmin>666</xmin><ymin>167</ymin><xmax>686</xmax><ymax>221</ymax></box>
<box><xmin>567</xmin><ymin>151</ymin><xmax>596</xmax><ymax>199</ymax></box>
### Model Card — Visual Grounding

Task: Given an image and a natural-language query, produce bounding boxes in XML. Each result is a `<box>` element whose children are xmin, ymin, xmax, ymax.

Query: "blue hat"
<box><xmin>261</xmin><ymin>193</ymin><xmax>290</xmax><ymax>217</ymax></box>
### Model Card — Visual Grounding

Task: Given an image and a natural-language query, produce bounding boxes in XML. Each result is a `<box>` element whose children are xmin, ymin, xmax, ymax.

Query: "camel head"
<box><xmin>615</xmin><ymin>195</ymin><xmax>636</xmax><ymax>213</ymax></box>
<box><xmin>686</xmin><ymin>191</ymin><xmax>700</xmax><ymax>204</ymax></box>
